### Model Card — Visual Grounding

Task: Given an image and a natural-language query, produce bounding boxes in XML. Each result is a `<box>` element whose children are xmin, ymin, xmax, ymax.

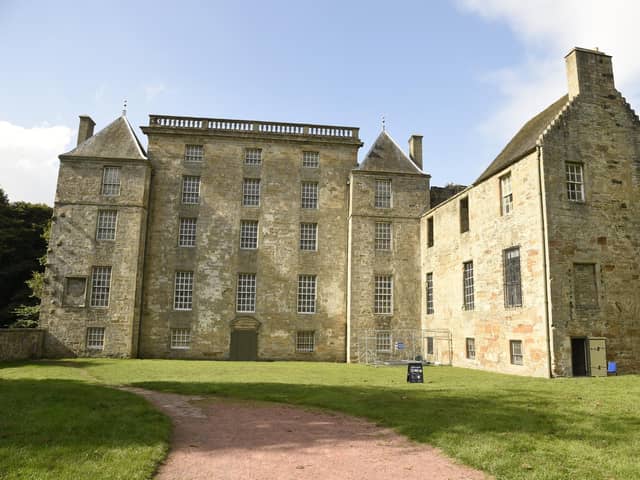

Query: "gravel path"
<box><xmin>124</xmin><ymin>387</ymin><xmax>490</xmax><ymax>480</ymax></box>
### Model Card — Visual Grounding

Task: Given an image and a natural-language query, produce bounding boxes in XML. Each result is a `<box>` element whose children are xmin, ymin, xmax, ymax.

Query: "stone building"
<box><xmin>40</xmin><ymin>47</ymin><xmax>640</xmax><ymax>377</ymax></box>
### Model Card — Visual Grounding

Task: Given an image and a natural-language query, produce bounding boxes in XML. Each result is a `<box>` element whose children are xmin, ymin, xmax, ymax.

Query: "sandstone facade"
<box><xmin>39</xmin><ymin>48</ymin><xmax>640</xmax><ymax>376</ymax></box>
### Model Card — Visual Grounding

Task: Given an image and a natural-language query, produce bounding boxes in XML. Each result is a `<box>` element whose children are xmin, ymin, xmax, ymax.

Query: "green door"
<box><xmin>230</xmin><ymin>330</ymin><xmax>258</xmax><ymax>361</ymax></box>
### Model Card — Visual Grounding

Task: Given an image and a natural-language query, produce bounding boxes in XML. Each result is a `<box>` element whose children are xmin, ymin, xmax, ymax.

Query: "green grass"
<box><xmin>2</xmin><ymin>359</ymin><xmax>639</xmax><ymax>479</ymax></box>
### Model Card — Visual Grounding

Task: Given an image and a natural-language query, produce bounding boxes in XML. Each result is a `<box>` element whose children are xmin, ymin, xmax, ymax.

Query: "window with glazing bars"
<box><xmin>466</xmin><ymin>338</ymin><xmax>476</xmax><ymax>359</ymax></box>
<box><xmin>302</xmin><ymin>151</ymin><xmax>319</xmax><ymax>168</ymax></box>
<box><xmin>245</xmin><ymin>148</ymin><xmax>262</xmax><ymax>165</ymax></box>
<box><xmin>170</xmin><ymin>328</ymin><xmax>191</xmax><ymax>349</ymax></box>
<box><xmin>178</xmin><ymin>218</ymin><xmax>197</xmax><ymax>247</ymax></box>
<box><xmin>463</xmin><ymin>261</ymin><xmax>474</xmax><ymax>310</ymax></box>
<box><xmin>500</xmin><ymin>173</ymin><xmax>513</xmax><ymax>215</ymax></box>
<box><xmin>90</xmin><ymin>266</ymin><xmax>112</xmax><ymax>307</ymax></box>
<box><xmin>510</xmin><ymin>340</ymin><xmax>523</xmax><ymax>365</ymax></box>
<box><xmin>86</xmin><ymin>327</ymin><xmax>105</xmax><ymax>350</ymax></box>
<box><xmin>503</xmin><ymin>247</ymin><xmax>522</xmax><ymax>307</ymax></box>
<box><xmin>427</xmin><ymin>217</ymin><xmax>434</xmax><ymax>247</ymax></box>
<box><xmin>236</xmin><ymin>273</ymin><xmax>256</xmax><ymax>312</ymax></box>
<box><xmin>301</xmin><ymin>182</ymin><xmax>318</xmax><ymax>209</ymax></box>
<box><xmin>297</xmin><ymin>275</ymin><xmax>317</xmax><ymax>313</ymax></box>
<box><xmin>566</xmin><ymin>163</ymin><xmax>584</xmax><ymax>202</ymax></box>
<box><xmin>374</xmin><ymin>275</ymin><xmax>393</xmax><ymax>314</ymax></box>
<box><xmin>375</xmin><ymin>222</ymin><xmax>392</xmax><ymax>250</ymax></box>
<box><xmin>300</xmin><ymin>223</ymin><xmax>317</xmax><ymax>251</ymax></box>
<box><xmin>375</xmin><ymin>179</ymin><xmax>392</xmax><ymax>208</ymax></box>
<box><xmin>101</xmin><ymin>167</ymin><xmax>120</xmax><ymax>196</ymax></box>
<box><xmin>184</xmin><ymin>144</ymin><xmax>203</xmax><ymax>162</ymax></box>
<box><xmin>240</xmin><ymin>220</ymin><xmax>258</xmax><ymax>249</ymax></box>
<box><xmin>182</xmin><ymin>176</ymin><xmax>201</xmax><ymax>204</ymax></box>
<box><xmin>174</xmin><ymin>271</ymin><xmax>194</xmax><ymax>310</ymax></box>
<box><xmin>376</xmin><ymin>331</ymin><xmax>391</xmax><ymax>352</ymax></box>
<box><xmin>296</xmin><ymin>331</ymin><xmax>315</xmax><ymax>352</ymax></box>
<box><xmin>426</xmin><ymin>272</ymin><xmax>434</xmax><ymax>314</ymax></box>
<box><xmin>96</xmin><ymin>210</ymin><xmax>117</xmax><ymax>240</ymax></box>
<box><xmin>242</xmin><ymin>178</ymin><xmax>260</xmax><ymax>206</ymax></box>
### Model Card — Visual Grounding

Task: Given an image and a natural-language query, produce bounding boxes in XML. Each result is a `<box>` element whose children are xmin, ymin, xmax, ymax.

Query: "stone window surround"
<box><xmin>170</xmin><ymin>328</ymin><xmax>192</xmax><ymax>349</ymax></box>
<box><xmin>242</xmin><ymin>178</ymin><xmax>261</xmax><ymax>207</ymax></box>
<box><xmin>500</xmin><ymin>172</ymin><xmax>513</xmax><ymax>216</ymax></box>
<box><xmin>63</xmin><ymin>276</ymin><xmax>87</xmax><ymax>307</ymax></box>
<box><xmin>299</xmin><ymin>222</ymin><xmax>318</xmax><ymax>251</ymax></box>
<box><xmin>302</xmin><ymin>151</ymin><xmax>319</xmax><ymax>168</ymax></box>
<box><xmin>184</xmin><ymin>144</ymin><xmax>204</xmax><ymax>163</ymax></box>
<box><xmin>426</xmin><ymin>217</ymin><xmax>434</xmax><ymax>248</ymax></box>
<box><xmin>297</xmin><ymin>274</ymin><xmax>317</xmax><ymax>314</ymax></box>
<box><xmin>90</xmin><ymin>266</ymin><xmax>112</xmax><ymax>308</ymax></box>
<box><xmin>174</xmin><ymin>271</ymin><xmax>194</xmax><ymax>311</ymax></box>
<box><xmin>296</xmin><ymin>330</ymin><xmax>315</xmax><ymax>353</ymax></box>
<box><xmin>566</xmin><ymin>162</ymin><xmax>585</xmax><ymax>202</ymax></box>
<box><xmin>182</xmin><ymin>175</ymin><xmax>201</xmax><ymax>204</ymax></box>
<box><xmin>374</xmin><ymin>221</ymin><xmax>392</xmax><ymax>251</ymax></box>
<box><xmin>462</xmin><ymin>261</ymin><xmax>474</xmax><ymax>311</ymax></box>
<box><xmin>374</xmin><ymin>274</ymin><xmax>393</xmax><ymax>315</ymax></box>
<box><xmin>236</xmin><ymin>273</ymin><xmax>257</xmax><ymax>313</ymax></box>
<box><xmin>374</xmin><ymin>178</ymin><xmax>392</xmax><ymax>209</ymax></box>
<box><xmin>466</xmin><ymin>337</ymin><xmax>476</xmax><ymax>360</ymax></box>
<box><xmin>459</xmin><ymin>196</ymin><xmax>470</xmax><ymax>233</ymax></box>
<box><xmin>240</xmin><ymin>220</ymin><xmax>259</xmax><ymax>250</ymax></box>
<box><xmin>503</xmin><ymin>246</ymin><xmax>523</xmax><ymax>308</ymax></box>
<box><xmin>101</xmin><ymin>166</ymin><xmax>121</xmax><ymax>196</ymax></box>
<box><xmin>178</xmin><ymin>217</ymin><xmax>197</xmax><ymax>247</ymax></box>
<box><xmin>301</xmin><ymin>181</ymin><xmax>319</xmax><ymax>209</ymax></box>
<box><xmin>96</xmin><ymin>209</ymin><xmax>118</xmax><ymax>241</ymax></box>
<box><xmin>245</xmin><ymin>148</ymin><xmax>262</xmax><ymax>165</ymax></box>
<box><xmin>426</xmin><ymin>272</ymin><xmax>434</xmax><ymax>315</ymax></box>
<box><xmin>86</xmin><ymin>327</ymin><xmax>105</xmax><ymax>350</ymax></box>
<box><xmin>510</xmin><ymin>339</ymin><xmax>524</xmax><ymax>365</ymax></box>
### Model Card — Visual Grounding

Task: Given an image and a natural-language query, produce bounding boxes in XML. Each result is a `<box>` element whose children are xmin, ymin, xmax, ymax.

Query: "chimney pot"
<box><xmin>408</xmin><ymin>134</ymin><xmax>423</xmax><ymax>171</ymax></box>
<box><xmin>77</xmin><ymin>115</ymin><xmax>96</xmax><ymax>146</ymax></box>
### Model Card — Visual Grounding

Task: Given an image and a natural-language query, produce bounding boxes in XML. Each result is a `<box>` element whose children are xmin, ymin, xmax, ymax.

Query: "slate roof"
<box><xmin>62</xmin><ymin>115</ymin><xmax>147</xmax><ymax>160</ymax></box>
<box><xmin>358</xmin><ymin>130</ymin><xmax>423</xmax><ymax>174</ymax></box>
<box><xmin>475</xmin><ymin>95</ymin><xmax>569</xmax><ymax>184</ymax></box>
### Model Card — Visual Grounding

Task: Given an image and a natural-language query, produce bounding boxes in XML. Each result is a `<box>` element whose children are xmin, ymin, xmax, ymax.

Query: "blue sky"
<box><xmin>1</xmin><ymin>0</ymin><xmax>638</xmax><ymax>204</ymax></box>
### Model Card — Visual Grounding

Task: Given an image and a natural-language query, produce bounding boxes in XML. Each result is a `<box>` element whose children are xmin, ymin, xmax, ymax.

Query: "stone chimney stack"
<box><xmin>408</xmin><ymin>134</ymin><xmax>423</xmax><ymax>170</ymax></box>
<box><xmin>565</xmin><ymin>47</ymin><xmax>615</xmax><ymax>100</ymax></box>
<box><xmin>77</xmin><ymin>115</ymin><xmax>96</xmax><ymax>146</ymax></box>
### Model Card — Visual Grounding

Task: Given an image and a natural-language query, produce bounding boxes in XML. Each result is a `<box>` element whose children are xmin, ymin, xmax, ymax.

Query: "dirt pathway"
<box><xmin>124</xmin><ymin>387</ymin><xmax>490</xmax><ymax>480</ymax></box>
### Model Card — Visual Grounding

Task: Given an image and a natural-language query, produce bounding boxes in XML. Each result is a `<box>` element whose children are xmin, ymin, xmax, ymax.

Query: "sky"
<box><xmin>1</xmin><ymin>0</ymin><xmax>639</xmax><ymax>205</ymax></box>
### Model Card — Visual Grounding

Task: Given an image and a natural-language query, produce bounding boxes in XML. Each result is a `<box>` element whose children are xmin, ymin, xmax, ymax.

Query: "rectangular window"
<box><xmin>174</xmin><ymin>271</ymin><xmax>194</xmax><ymax>310</ymax></box>
<box><xmin>426</xmin><ymin>272</ymin><xmax>434</xmax><ymax>315</ymax></box>
<box><xmin>182</xmin><ymin>176</ymin><xmax>201</xmax><ymax>204</ymax></box>
<box><xmin>510</xmin><ymin>340</ymin><xmax>523</xmax><ymax>365</ymax></box>
<box><xmin>376</xmin><ymin>331</ymin><xmax>391</xmax><ymax>352</ymax></box>
<box><xmin>90</xmin><ymin>266</ymin><xmax>112</xmax><ymax>307</ymax></box>
<box><xmin>460</xmin><ymin>197</ymin><xmax>469</xmax><ymax>233</ymax></box>
<box><xmin>503</xmin><ymin>247</ymin><xmax>523</xmax><ymax>308</ymax></box>
<box><xmin>375</xmin><ymin>222</ymin><xmax>392</xmax><ymax>251</ymax></box>
<box><xmin>574</xmin><ymin>263</ymin><xmax>598</xmax><ymax>308</ymax></box>
<box><xmin>297</xmin><ymin>275</ymin><xmax>317</xmax><ymax>314</ymax></box>
<box><xmin>170</xmin><ymin>328</ymin><xmax>191</xmax><ymax>349</ymax></box>
<box><xmin>427</xmin><ymin>336</ymin><xmax>434</xmax><ymax>355</ymax></box>
<box><xmin>566</xmin><ymin>163</ymin><xmax>585</xmax><ymax>202</ymax></box>
<box><xmin>463</xmin><ymin>261</ymin><xmax>474</xmax><ymax>310</ymax></box>
<box><xmin>178</xmin><ymin>218</ymin><xmax>197</xmax><ymax>247</ymax></box>
<box><xmin>375</xmin><ymin>179</ymin><xmax>392</xmax><ymax>208</ymax></box>
<box><xmin>101</xmin><ymin>167</ymin><xmax>120</xmax><ymax>196</ymax></box>
<box><xmin>236</xmin><ymin>273</ymin><xmax>256</xmax><ymax>312</ymax></box>
<box><xmin>427</xmin><ymin>217</ymin><xmax>434</xmax><ymax>247</ymax></box>
<box><xmin>63</xmin><ymin>277</ymin><xmax>87</xmax><ymax>307</ymax></box>
<box><xmin>302</xmin><ymin>151</ymin><xmax>319</xmax><ymax>168</ymax></box>
<box><xmin>374</xmin><ymin>275</ymin><xmax>393</xmax><ymax>314</ymax></box>
<box><xmin>300</xmin><ymin>223</ymin><xmax>318</xmax><ymax>251</ymax></box>
<box><xmin>301</xmin><ymin>182</ymin><xmax>318</xmax><ymax>209</ymax></box>
<box><xmin>86</xmin><ymin>327</ymin><xmax>105</xmax><ymax>350</ymax></box>
<box><xmin>500</xmin><ymin>173</ymin><xmax>513</xmax><ymax>215</ymax></box>
<box><xmin>245</xmin><ymin>148</ymin><xmax>262</xmax><ymax>165</ymax></box>
<box><xmin>184</xmin><ymin>144</ymin><xmax>203</xmax><ymax>163</ymax></box>
<box><xmin>240</xmin><ymin>220</ymin><xmax>259</xmax><ymax>249</ymax></box>
<box><xmin>96</xmin><ymin>210</ymin><xmax>117</xmax><ymax>241</ymax></box>
<box><xmin>296</xmin><ymin>331</ymin><xmax>315</xmax><ymax>353</ymax></box>
<box><xmin>242</xmin><ymin>178</ymin><xmax>260</xmax><ymax>206</ymax></box>
<box><xmin>466</xmin><ymin>338</ymin><xmax>476</xmax><ymax>360</ymax></box>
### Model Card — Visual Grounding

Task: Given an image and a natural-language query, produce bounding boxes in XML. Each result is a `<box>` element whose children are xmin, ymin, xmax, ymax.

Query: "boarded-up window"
<box><xmin>574</xmin><ymin>263</ymin><xmax>598</xmax><ymax>308</ymax></box>
<box><xmin>460</xmin><ymin>197</ymin><xmax>469</xmax><ymax>233</ymax></box>
<box><xmin>64</xmin><ymin>277</ymin><xmax>87</xmax><ymax>306</ymax></box>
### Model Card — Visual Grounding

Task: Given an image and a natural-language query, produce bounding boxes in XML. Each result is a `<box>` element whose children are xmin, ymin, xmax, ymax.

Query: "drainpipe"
<box><xmin>537</xmin><ymin>145</ymin><xmax>553</xmax><ymax>378</ymax></box>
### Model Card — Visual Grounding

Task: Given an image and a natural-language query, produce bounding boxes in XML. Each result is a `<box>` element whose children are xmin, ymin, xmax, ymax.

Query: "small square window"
<box><xmin>375</xmin><ymin>222</ymin><xmax>392</xmax><ymax>251</ymax></box>
<box><xmin>96</xmin><ymin>210</ymin><xmax>117</xmax><ymax>241</ymax></box>
<box><xmin>566</xmin><ymin>163</ymin><xmax>585</xmax><ymax>202</ymax></box>
<box><xmin>510</xmin><ymin>340</ymin><xmax>523</xmax><ymax>365</ymax></box>
<box><xmin>87</xmin><ymin>327</ymin><xmax>105</xmax><ymax>350</ymax></box>
<box><xmin>178</xmin><ymin>218</ymin><xmax>197</xmax><ymax>247</ymax></box>
<box><xmin>375</xmin><ymin>179</ymin><xmax>392</xmax><ymax>208</ymax></box>
<box><xmin>182</xmin><ymin>176</ymin><xmax>201</xmax><ymax>204</ymax></box>
<box><xmin>171</xmin><ymin>328</ymin><xmax>191</xmax><ymax>349</ymax></box>
<box><xmin>240</xmin><ymin>220</ymin><xmax>258</xmax><ymax>249</ymax></box>
<box><xmin>243</xmin><ymin>178</ymin><xmax>260</xmax><ymax>206</ymax></box>
<box><xmin>174</xmin><ymin>271</ymin><xmax>194</xmax><ymax>310</ymax></box>
<box><xmin>300</xmin><ymin>223</ymin><xmax>318</xmax><ymax>251</ymax></box>
<box><xmin>296</xmin><ymin>331</ymin><xmax>315</xmax><ymax>353</ymax></box>
<box><xmin>245</xmin><ymin>148</ymin><xmax>262</xmax><ymax>165</ymax></box>
<box><xmin>184</xmin><ymin>145</ymin><xmax>203</xmax><ymax>162</ymax></box>
<box><xmin>101</xmin><ymin>167</ymin><xmax>120</xmax><ymax>196</ymax></box>
<box><xmin>301</xmin><ymin>182</ymin><xmax>318</xmax><ymax>209</ymax></box>
<box><xmin>466</xmin><ymin>338</ymin><xmax>476</xmax><ymax>360</ymax></box>
<box><xmin>302</xmin><ymin>151</ymin><xmax>319</xmax><ymax>168</ymax></box>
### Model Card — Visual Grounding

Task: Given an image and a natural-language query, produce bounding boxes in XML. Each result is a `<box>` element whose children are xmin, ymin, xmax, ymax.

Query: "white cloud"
<box><xmin>145</xmin><ymin>84</ymin><xmax>166</xmax><ymax>101</ymax></box>
<box><xmin>0</xmin><ymin>120</ymin><xmax>74</xmax><ymax>205</ymax></box>
<box><xmin>457</xmin><ymin>0</ymin><xmax>640</xmax><ymax>144</ymax></box>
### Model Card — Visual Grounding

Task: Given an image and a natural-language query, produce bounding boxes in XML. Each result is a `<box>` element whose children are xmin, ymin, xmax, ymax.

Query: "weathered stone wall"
<box><xmin>348</xmin><ymin>172</ymin><xmax>429</xmax><ymax>361</ymax></box>
<box><xmin>140</xmin><ymin>130</ymin><xmax>359</xmax><ymax>361</ymax></box>
<box><xmin>542</xmin><ymin>61</ymin><xmax>640</xmax><ymax>375</ymax></box>
<box><xmin>421</xmin><ymin>152</ymin><xmax>550</xmax><ymax>377</ymax></box>
<box><xmin>0</xmin><ymin>329</ymin><xmax>44</xmax><ymax>360</ymax></box>
<box><xmin>39</xmin><ymin>159</ymin><xmax>150</xmax><ymax>357</ymax></box>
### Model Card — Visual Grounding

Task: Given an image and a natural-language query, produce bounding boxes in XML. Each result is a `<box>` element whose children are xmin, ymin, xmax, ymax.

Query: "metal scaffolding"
<box><xmin>353</xmin><ymin>328</ymin><xmax>452</xmax><ymax>365</ymax></box>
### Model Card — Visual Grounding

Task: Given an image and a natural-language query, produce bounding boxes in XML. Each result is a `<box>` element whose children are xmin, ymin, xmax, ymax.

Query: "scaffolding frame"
<box><xmin>353</xmin><ymin>328</ymin><xmax>452</xmax><ymax>365</ymax></box>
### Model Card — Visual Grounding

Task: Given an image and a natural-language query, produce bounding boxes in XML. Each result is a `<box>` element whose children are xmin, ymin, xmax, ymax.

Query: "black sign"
<box><xmin>406</xmin><ymin>362</ymin><xmax>424</xmax><ymax>383</ymax></box>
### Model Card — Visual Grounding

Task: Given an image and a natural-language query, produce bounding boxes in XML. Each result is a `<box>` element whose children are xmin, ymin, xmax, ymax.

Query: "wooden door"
<box><xmin>230</xmin><ymin>330</ymin><xmax>258</xmax><ymax>361</ymax></box>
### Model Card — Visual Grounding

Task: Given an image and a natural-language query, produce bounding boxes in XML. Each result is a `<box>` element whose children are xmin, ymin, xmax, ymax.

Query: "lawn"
<box><xmin>1</xmin><ymin>359</ymin><xmax>639</xmax><ymax>480</ymax></box>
